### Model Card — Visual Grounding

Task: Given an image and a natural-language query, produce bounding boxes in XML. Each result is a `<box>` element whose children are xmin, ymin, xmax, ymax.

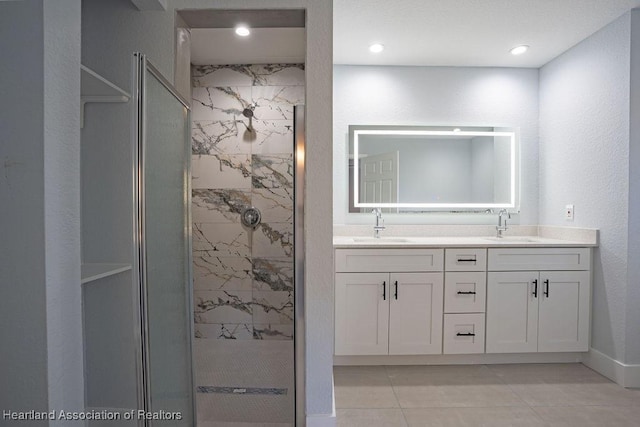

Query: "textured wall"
<box><xmin>627</xmin><ymin>10</ymin><xmax>640</xmax><ymax>365</ymax></box>
<box><xmin>539</xmin><ymin>13</ymin><xmax>631</xmax><ymax>362</ymax></box>
<box><xmin>0</xmin><ymin>0</ymin><xmax>49</xmax><ymax>419</ymax></box>
<box><xmin>43</xmin><ymin>0</ymin><xmax>84</xmax><ymax>421</ymax></box>
<box><xmin>333</xmin><ymin>65</ymin><xmax>539</xmax><ymax>225</ymax></box>
<box><xmin>0</xmin><ymin>0</ymin><xmax>83</xmax><ymax>421</ymax></box>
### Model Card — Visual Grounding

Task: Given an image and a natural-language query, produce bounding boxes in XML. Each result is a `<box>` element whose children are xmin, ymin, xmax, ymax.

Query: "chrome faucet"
<box><xmin>372</xmin><ymin>208</ymin><xmax>386</xmax><ymax>238</ymax></box>
<box><xmin>496</xmin><ymin>209</ymin><xmax>511</xmax><ymax>237</ymax></box>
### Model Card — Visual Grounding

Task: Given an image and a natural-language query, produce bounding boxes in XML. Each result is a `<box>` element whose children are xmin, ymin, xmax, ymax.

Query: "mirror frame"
<box><xmin>350</xmin><ymin>125</ymin><xmax>520</xmax><ymax>211</ymax></box>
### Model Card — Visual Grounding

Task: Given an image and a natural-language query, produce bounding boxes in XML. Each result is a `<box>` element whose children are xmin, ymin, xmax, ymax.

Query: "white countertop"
<box><xmin>333</xmin><ymin>235</ymin><xmax>597</xmax><ymax>248</ymax></box>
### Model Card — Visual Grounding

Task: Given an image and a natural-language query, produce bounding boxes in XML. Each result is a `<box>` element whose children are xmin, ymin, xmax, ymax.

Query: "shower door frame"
<box><xmin>132</xmin><ymin>52</ymin><xmax>196</xmax><ymax>426</ymax></box>
<box><xmin>294</xmin><ymin>105</ymin><xmax>306</xmax><ymax>426</ymax></box>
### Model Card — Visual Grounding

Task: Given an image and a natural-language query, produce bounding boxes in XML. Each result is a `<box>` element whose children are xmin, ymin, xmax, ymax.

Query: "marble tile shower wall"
<box><xmin>191</xmin><ymin>64</ymin><xmax>304</xmax><ymax>341</ymax></box>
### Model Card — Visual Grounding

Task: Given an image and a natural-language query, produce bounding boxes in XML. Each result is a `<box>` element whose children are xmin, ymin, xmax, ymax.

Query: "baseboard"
<box><xmin>582</xmin><ymin>347</ymin><xmax>640</xmax><ymax>388</ymax></box>
<box><xmin>306</xmin><ymin>374</ymin><xmax>336</xmax><ymax>427</ymax></box>
<box><xmin>335</xmin><ymin>352</ymin><xmax>584</xmax><ymax>366</ymax></box>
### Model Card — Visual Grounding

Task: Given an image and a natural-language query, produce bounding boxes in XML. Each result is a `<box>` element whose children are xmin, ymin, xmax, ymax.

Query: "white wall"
<box><xmin>0</xmin><ymin>1</ymin><xmax>49</xmax><ymax>418</ymax></box>
<box><xmin>0</xmin><ymin>0</ymin><xmax>83</xmax><ymax>422</ymax></box>
<box><xmin>333</xmin><ymin>65</ymin><xmax>539</xmax><ymax>224</ymax></box>
<box><xmin>539</xmin><ymin>12</ymin><xmax>636</xmax><ymax>363</ymax></box>
<box><xmin>627</xmin><ymin>10</ymin><xmax>640</xmax><ymax>365</ymax></box>
<box><xmin>82</xmin><ymin>0</ymin><xmax>334</xmax><ymax>417</ymax></box>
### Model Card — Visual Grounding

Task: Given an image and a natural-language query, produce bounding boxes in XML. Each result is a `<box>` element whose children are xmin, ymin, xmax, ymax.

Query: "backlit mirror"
<box><xmin>348</xmin><ymin>125</ymin><xmax>519</xmax><ymax>212</ymax></box>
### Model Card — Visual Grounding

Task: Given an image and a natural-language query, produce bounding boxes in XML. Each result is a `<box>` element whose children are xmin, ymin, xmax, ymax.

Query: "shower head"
<box><xmin>242</xmin><ymin>103</ymin><xmax>256</xmax><ymax>118</ymax></box>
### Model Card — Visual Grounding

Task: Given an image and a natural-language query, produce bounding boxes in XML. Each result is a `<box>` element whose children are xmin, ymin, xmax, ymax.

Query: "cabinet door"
<box><xmin>389</xmin><ymin>272</ymin><xmax>443</xmax><ymax>355</ymax></box>
<box><xmin>538</xmin><ymin>271</ymin><xmax>590</xmax><ymax>352</ymax></box>
<box><xmin>335</xmin><ymin>273</ymin><xmax>389</xmax><ymax>355</ymax></box>
<box><xmin>486</xmin><ymin>272</ymin><xmax>539</xmax><ymax>353</ymax></box>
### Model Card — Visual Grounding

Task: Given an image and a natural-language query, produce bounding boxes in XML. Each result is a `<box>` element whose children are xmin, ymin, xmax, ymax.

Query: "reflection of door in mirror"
<box><xmin>359</xmin><ymin>151</ymin><xmax>399</xmax><ymax>213</ymax></box>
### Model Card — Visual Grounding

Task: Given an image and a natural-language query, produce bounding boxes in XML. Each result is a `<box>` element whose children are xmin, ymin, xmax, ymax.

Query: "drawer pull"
<box><xmin>457</xmin><ymin>291</ymin><xmax>476</xmax><ymax>295</ymax></box>
<box><xmin>457</xmin><ymin>258</ymin><xmax>477</xmax><ymax>263</ymax></box>
<box><xmin>456</xmin><ymin>332</ymin><xmax>476</xmax><ymax>337</ymax></box>
<box><xmin>382</xmin><ymin>281</ymin><xmax>386</xmax><ymax>300</ymax></box>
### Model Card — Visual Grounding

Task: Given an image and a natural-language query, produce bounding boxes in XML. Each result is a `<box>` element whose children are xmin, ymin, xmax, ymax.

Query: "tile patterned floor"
<box><xmin>334</xmin><ymin>364</ymin><xmax>640</xmax><ymax>426</ymax></box>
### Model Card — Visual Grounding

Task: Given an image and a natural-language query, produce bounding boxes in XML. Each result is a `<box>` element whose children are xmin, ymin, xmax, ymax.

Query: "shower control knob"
<box><xmin>241</xmin><ymin>207</ymin><xmax>262</xmax><ymax>229</ymax></box>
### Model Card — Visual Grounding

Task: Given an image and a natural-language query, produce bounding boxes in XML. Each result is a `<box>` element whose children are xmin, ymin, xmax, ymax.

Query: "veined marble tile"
<box><xmin>192</xmin><ymin>64</ymin><xmax>305</xmax><ymax>87</ymax></box>
<box><xmin>192</xmin><ymin>154</ymin><xmax>251</xmax><ymax>189</ymax></box>
<box><xmin>192</xmin><ymin>86</ymin><xmax>251</xmax><ymax>121</ymax></box>
<box><xmin>192</xmin><ymin>120</ymin><xmax>253</xmax><ymax>155</ymax></box>
<box><xmin>252</xmin><ymin>86</ymin><xmax>305</xmax><ymax>120</ymax></box>
<box><xmin>250</xmin><ymin>120</ymin><xmax>294</xmax><ymax>154</ymax></box>
<box><xmin>193</xmin><ymin>223</ymin><xmax>250</xmax><ymax>257</ymax></box>
<box><xmin>253</xmin><ymin>222</ymin><xmax>293</xmax><ymax>258</ymax></box>
<box><xmin>253</xmin><ymin>291</ymin><xmax>293</xmax><ymax>324</ymax></box>
<box><xmin>193</xmin><ymin>255</ymin><xmax>252</xmax><ymax>291</ymax></box>
<box><xmin>253</xmin><ymin>324</ymin><xmax>294</xmax><ymax>340</ymax></box>
<box><xmin>252</xmin><ymin>188</ymin><xmax>293</xmax><ymax>223</ymax></box>
<box><xmin>195</xmin><ymin>323</ymin><xmax>254</xmax><ymax>340</ymax></box>
<box><xmin>252</xmin><ymin>258</ymin><xmax>293</xmax><ymax>292</ymax></box>
<box><xmin>252</xmin><ymin>154</ymin><xmax>293</xmax><ymax>189</ymax></box>
<box><xmin>192</xmin><ymin>65</ymin><xmax>253</xmax><ymax>87</ymax></box>
<box><xmin>194</xmin><ymin>290</ymin><xmax>253</xmax><ymax>324</ymax></box>
<box><xmin>192</xmin><ymin>189</ymin><xmax>251</xmax><ymax>223</ymax></box>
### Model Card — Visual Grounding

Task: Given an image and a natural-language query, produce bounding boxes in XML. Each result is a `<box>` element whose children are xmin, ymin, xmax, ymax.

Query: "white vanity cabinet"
<box><xmin>443</xmin><ymin>248</ymin><xmax>487</xmax><ymax>354</ymax></box>
<box><xmin>486</xmin><ymin>248</ymin><xmax>591</xmax><ymax>353</ymax></box>
<box><xmin>334</xmin><ymin>249</ymin><xmax>444</xmax><ymax>356</ymax></box>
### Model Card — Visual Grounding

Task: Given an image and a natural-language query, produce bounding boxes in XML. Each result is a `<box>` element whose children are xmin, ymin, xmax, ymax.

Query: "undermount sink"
<box><xmin>352</xmin><ymin>237</ymin><xmax>409</xmax><ymax>243</ymax></box>
<box><xmin>484</xmin><ymin>236</ymin><xmax>540</xmax><ymax>242</ymax></box>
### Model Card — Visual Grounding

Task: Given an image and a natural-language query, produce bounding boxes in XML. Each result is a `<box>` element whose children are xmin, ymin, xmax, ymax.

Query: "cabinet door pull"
<box><xmin>382</xmin><ymin>281</ymin><xmax>386</xmax><ymax>300</ymax></box>
<box><xmin>394</xmin><ymin>281</ymin><xmax>398</xmax><ymax>300</ymax></box>
<box><xmin>457</xmin><ymin>291</ymin><xmax>477</xmax><ymax>295</ymax></box>
<box><xmin>532</xmin><ymin>279</ymin><xmax>538</xmax><ymax>298</ymax></box>
<box><xmin>456</xmin><ymin>332</ymin><xmax>476</xmax><ymax>337</ymax></box>
<box><xmin>544</xmin><ymin>279</ymin><xmax>550</xmax><ymax>298</ymax></box>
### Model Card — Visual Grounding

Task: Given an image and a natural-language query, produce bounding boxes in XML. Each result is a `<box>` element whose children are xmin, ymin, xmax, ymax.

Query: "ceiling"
<box><xmin>191</xmin><ymin>28</ymin><xmax>305</xmax><ymax>65</ymax></box>
<box><xmin>333</xmin><ymin>0</ymin><xmax>640</xmax><ymax>67</ymax></box>
<box><xmin>188</xmin><ymin>1</ymin><xmax>640</xmax><ymax>67</ymax></box>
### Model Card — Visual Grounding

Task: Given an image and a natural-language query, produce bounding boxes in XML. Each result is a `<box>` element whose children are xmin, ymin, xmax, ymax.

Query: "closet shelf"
<box><xmin>80</xmin><ymin>65</ymin><xmax>130</xmax><ymax>128</ymax></box>
<box><xmin>81</xmin><ymin>263</ymin><xmax>132</xmax><ymax>285</ymax></box>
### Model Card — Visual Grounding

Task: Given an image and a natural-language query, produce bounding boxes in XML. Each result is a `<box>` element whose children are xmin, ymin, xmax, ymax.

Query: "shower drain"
<box><xmin>197</xmin><ymin>386</ymin><xmax>287</xmax><ymax>395</ymax></box>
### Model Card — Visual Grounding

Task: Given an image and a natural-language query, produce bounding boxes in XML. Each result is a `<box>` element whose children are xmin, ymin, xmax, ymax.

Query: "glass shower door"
<box><xmin>133</xmin><ymin>53</ymin><xmax>195</xmax><ymax>426</ymax></box>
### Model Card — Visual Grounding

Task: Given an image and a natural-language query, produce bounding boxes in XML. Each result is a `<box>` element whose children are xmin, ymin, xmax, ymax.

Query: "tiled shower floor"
<box><xmin>195</xmin><ymin>339</ymin><xmax>294</xmax><ymax>427</ymax></box>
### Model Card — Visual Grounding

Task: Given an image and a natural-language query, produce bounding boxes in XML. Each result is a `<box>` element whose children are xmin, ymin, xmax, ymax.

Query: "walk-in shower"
<box><xmin>128</xmin><ymin>9</ymin><xmax>306</xmax><ymax>425</ymax></box>
<box><xmin>190</xmin><ymin>62</ymin><xmax>305</xmax><ymax>426</ymax></box>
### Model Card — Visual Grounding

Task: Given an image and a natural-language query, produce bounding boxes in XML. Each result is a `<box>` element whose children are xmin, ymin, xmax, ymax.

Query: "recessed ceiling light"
<box><xmin>453</xmin><ymin>128</ymin><xmax>461</xmax><ymax>132</ymax></box>
<box><xmin>369</xmin><ymin>43</ymin><xmax>384</xmax><ymax>53</ymax></box>
<box><xmin>510</xmin><ymin>45</ymin><xmax>529</xmax><ymax>55</ymax></box>
<box><xmin>235</xmin><ymin>26</ymin><xmax>251</xmax><ymax>37</ymax></box>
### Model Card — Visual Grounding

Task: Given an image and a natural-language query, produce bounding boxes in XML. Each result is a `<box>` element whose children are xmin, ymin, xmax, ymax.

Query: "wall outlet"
<box><xmin>565</xmin><ymin>204</ymin><xmax>574</xmax><ymax>220</ymax></box>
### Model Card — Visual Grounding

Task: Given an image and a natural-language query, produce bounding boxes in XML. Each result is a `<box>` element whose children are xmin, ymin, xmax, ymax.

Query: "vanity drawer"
<box><xmin>444</xmin><ymin>272</ymin><xmax>486</xmax><ymax>313</ymax></box>
<box><xmin>488</xmin><ymin>248</ymin><xmax>591</xmax><ymax>271</ymax></box>
<box><xmin>443</xmin><ymin>313</ymin><xmax>485</xmax><ymax>354</ymax></box>
<box><xmin>445</xmin><ymin>248</ymin><xmax>487</xmax><ymax>271</ymax></box>
<box><xmin>335</xmin><ymin>249</ymin><xmax>444</xmax><ymax>272</ymax></box>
